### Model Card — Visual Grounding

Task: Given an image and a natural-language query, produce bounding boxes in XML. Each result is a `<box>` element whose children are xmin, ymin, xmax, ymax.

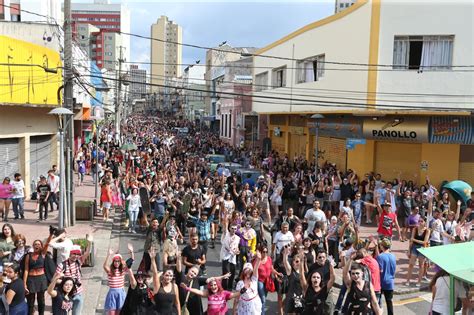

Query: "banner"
<box><xmin>363</xmin><ymin>117</ymin><xmax>429</xmax><ymax>142</ymax></box>
<box><xmin>429</xmin><ymin>116</ymin><xmax>474</xmax><ymax>145</ymax></box>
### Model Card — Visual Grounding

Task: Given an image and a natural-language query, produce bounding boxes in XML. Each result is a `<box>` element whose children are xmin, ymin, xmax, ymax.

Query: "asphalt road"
<box><xmin>92</xmin><ymin>214</ymin><xmax>432</xmax><ymax>314</ymax></box>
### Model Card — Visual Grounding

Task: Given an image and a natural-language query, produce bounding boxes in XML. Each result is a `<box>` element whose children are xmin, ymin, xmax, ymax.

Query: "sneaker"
<box><xmin>20</xmin><ymin>215</ymin><xmax>25</xmax><ymax>219</ymax></box>
<box><xmin>210</xmin><ymin>240</ymin><xmax>215</xmax><ymax>249</ymax></box>
<box><xmin>415</xmin><ymin>283</ymin><xmax>420</xmax><ymax>287</ymax></box>
<box><xmin>34</xmin><ymin>210</ymin><xmax>39</xmax><ymax>213</ymax></box>
<box><xmin>128</xmin><ymin>228</ymin><xmax>132</xmax><ymax>233</ymax></box>
<box><xmin>13</xmin><ymin>217</ymin><xmax>18</xmax><ymax>220</ymax></box>
<box><xmin>367</xmin><ymin>219</ymin><xmax>372</xmax><ymax>224</ymax></box>
<box><xmin>404</xmin><ymin>282</ymin><xmax>410</xmax><ymax>287</ymax></box>
<box><xmin>422</xmin><ymin>276</ymin><xmax>429</xmax><ymax>282</ymax></box>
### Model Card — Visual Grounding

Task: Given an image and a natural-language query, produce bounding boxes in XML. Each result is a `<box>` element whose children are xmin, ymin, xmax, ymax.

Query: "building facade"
<box><xmin>71</xmin><ymin>0</ymin><xmax>130</xmax><ymax>70</ymax></box>
<box><xmin>204</xmin><ymin>45</ymin><xmax>258</xmax><ymax>132</ymax></box>
<box><xmin>0</xmin><ymin>22</ymin><xmax>64</xmax><ymax>196</ymax></box>
<box><xmin>150</xmin><ymin>15</ymin><xmax>182</xmax><ymax>93</ymax></box>
<box><xmin>129</xmin><ymin>64</ymin><xmax>147</xmax><ymax>101</ymax></box>
<box><xmin>252</xmin><ymin>0</ymin><xmax>474</xmax><ymax>188</ymax></box>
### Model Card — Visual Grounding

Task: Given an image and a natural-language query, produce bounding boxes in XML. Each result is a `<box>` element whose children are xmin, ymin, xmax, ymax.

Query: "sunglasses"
<box><xmin>351</xmin><ymin>272</ymin><xmax>361</xmax><ymax>276</ymax></box>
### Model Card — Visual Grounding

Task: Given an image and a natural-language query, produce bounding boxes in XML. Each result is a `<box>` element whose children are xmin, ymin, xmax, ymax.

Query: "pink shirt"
<box><xmin>207</xmin><ymin>290</ymin><xmax>232</xmax><ymax>315</ymax></box>
<box><xmin>0</xmin><ymin>184</ymin><xmax>13</xmax><ymax>199</ymax></box>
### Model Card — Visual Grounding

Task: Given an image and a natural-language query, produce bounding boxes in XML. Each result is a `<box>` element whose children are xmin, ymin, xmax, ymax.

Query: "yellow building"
<box><xmin>0</xmin><ymin>32</ymin><xmax>63</xmax><ymax>196</ymax></box>
<box><xmin>252</xmin><ymin>0</ymin><xmax>474</xmax><ymax>188</ymax></box>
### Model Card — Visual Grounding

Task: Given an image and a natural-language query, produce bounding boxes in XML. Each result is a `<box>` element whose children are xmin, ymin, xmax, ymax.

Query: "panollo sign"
<box><xmin>363</xmin><ymin>117</ymin><xmax>429</xmax><ymax>142</ymax></box>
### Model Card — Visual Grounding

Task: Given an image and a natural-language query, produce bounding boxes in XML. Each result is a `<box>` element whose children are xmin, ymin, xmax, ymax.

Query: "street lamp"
<box><xmin>248</xmin><ymin>111</ymin><xmax>258</xmax><ymax>151</ymax></box>
<box><xmin>48</xmin><ymin>107</ymin><xmax>74</xmax><ymax>229</ymax></box>
<box><xmin>311</xmin><ymin>113</ymin><xmax>325</xmax><ymax>178</ymax></box>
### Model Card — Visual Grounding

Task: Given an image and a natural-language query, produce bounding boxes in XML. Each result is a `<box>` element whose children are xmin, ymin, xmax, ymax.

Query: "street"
<box><xmin>85</xmin><ymin>206</ymin><xmax>432</xmax><ymax>314</ymax></box>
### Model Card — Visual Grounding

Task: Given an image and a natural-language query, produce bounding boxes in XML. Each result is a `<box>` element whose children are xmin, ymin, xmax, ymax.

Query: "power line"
<box><xmin>4</xmin><ymin>3</ymin><xmax>474</xmax><ymax>70</ymax></box>
<box><xmin>81</xmin><ymin>72</ymin><xmax>474</xmax><ymax>112</ymax></box>
<box><xmin>71</xmin><ymin>63</ymin><xmax>474</xmax><ymax>99</ymax></box>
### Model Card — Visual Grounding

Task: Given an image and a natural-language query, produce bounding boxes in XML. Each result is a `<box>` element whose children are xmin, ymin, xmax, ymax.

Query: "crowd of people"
<box><xmin>0</xmin><ymin>114</ymin><xmax>472</xmax><ymax>314</ymax></box>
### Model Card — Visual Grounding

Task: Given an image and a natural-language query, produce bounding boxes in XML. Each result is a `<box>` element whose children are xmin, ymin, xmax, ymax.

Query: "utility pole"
<box><xmin>64</xmin><ymin>0</ymin><xmax>74</xmax><ymax>227</ymax></box>
<box><xmin>115</xmin><ymin>46</ymin><xmax>125</xmax><ymax>138</ymax></box>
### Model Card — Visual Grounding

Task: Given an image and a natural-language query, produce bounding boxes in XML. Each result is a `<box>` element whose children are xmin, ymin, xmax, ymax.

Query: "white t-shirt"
<box><xmin>304</xmin><ymin>208</ymin><xmax>327</xmax><ymax>234</ymax></box>
<box><xmin>273</xmin><ymin>231</ymin><xmax>295</xmax><ymax>254</ymax></box>
<box><xmin>432</xmin><ymin>276</ymin><xmax>467</xmax><ymax>314</ymax></box>
<box><xmin>50</xmin><ymin>238</ymin><xmax>74</xmax><ymax>265</ymax></box>
<box><xmin>428</xmin><ymin>216</ymin><xmax>445</xmax><ymax>243</ymax></box>
<box><xmin>11</xmin><ymin>180</ymin><xmax>25</xmax><ymax>198</ymax></box>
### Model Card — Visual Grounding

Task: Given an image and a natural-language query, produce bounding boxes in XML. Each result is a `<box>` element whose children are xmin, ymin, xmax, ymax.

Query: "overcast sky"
<box><xmin>119</xmin><ymin>1</ymin><xmax>334</xmax><ymax>72</ymax></box>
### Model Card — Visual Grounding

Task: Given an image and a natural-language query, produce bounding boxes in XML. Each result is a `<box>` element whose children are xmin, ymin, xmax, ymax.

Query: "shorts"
<box><xmin>0</xmin><ymin>198</ymin><xmax>11</xmax><ymax>201</ymax></box>
<box><xmin>430</xmin><ymin>240</ymin><xmax>443</xmax><ymax>247</ymax></box>
<box><xmin>103</xmin><ymin>202</ymin><xmax>112</xmax><ymax>209</ymax></box>
<box><xmin>104</xmin><ymin>287</ymin><xmax>126</xmax><ymax>310</ymax></box>
<box><xmin>411</xmin><ymin>245</ymin><xmax>424</xmax><ymax>258</ymax></box>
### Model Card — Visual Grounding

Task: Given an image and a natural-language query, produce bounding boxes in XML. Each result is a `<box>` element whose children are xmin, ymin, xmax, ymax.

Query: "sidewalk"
<box><xmin>10</xmin><ymin>175</ymin><xmax>115</xmax><ymax>314</ymax></box>
<box><xmin>356</xmin><ymin>223</ymin><xmax>433</xmax><ymax>294</ymax></box>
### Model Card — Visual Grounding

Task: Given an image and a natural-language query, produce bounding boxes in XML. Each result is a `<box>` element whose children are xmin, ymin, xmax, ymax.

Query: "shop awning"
<box><xmin>418</xmin><ymin>242</ymin><xmax>474</xmax><ymax>285</ymax></box>
<box><xmin>418</xmin><ymin>242</ymin><xmax>474</xmax><ymax>315</ymax></box>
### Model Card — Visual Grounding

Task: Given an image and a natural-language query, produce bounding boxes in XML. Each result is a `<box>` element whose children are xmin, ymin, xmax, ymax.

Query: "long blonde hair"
<box><xmin>163</xmin><ymin>238</ymin><xmax>177</xmax><ymax>256</ymax></box>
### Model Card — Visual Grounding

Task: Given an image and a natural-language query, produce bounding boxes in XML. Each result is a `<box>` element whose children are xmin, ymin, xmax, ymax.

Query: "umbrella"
<box><xmin>442</xmin><ymin>180</ymin><xmax>472</xmax><ymax>203</ymax></box>
<box><xmin>120</xmin><ymin>143</ymin><xmax>137</xmax><ymax>151</ymax></box>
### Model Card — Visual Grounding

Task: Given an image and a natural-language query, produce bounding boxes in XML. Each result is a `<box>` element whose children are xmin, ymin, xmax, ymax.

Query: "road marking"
<box><xmin>393</xmin><ymin>297</ymin><xmax>425</xmax><ymax>306</ymax></box>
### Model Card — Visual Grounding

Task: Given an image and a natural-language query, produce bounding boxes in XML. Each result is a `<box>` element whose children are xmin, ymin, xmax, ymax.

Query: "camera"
<box><xmin>49</xmin><ymin>225</ymin><xmax>58</xmax><ymax>236</ymax></box>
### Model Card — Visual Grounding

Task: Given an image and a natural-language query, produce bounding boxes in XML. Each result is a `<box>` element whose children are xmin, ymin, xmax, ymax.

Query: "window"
<box><xmin>105</xmin><ymin>52</ymin><xmax>113</xmax><ymax>56</ymax></box>
<box><xmin>393</xmin><ymin>35</ymin><xmax>454</xmax><ymax>70</ymax></box>
<box><xmin>272</xmin><ymin>67</ymin><xmax>286</xmax><ymax>88</ymax></box>
<box><xmin>297</xmin><ymin>54</ymin><xmax>325</xmax><ymax>83</ymax></box>
<box><xmin>255</xmin><ymin>72</ymin><xmax>268</xmax><ymax>91</ymax></box>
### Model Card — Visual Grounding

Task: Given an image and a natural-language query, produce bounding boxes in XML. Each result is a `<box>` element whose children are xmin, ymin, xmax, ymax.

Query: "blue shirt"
<box><xmin>190</xmin><ymin>214</ymin><xmax>214</xmax><ymax>241</ymax></box>
<box><xmin>376</xmin><ymin>252</ymin><xmax>396</xmax><ymax>290</ymax></box>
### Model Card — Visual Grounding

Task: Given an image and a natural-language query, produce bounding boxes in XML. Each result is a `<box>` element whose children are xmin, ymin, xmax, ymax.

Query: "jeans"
<box><xmin>378</xmin><ymin>289</ymin><xmax>394</xmax><ymax>315</ymax></box>
<box><xmin>48</xmin><ymin>192</ymin><xmax>58</xmax><ymax>211</ymax></box>
<box><xmin>9</xmin><ymin>300</ymin><xmax>27</xmax><ymax>315</ymax></box>
<box><xmin>257</xmin><ymin>280</ymin><xmax>267</xmax><ymax>314</ymax></box>
<box><xmin>198</xmin><ymin>240</ymin><xmax>208</xmax><ymax>272</ymax></box>
<box><xmin>129</xmin><ymin>210</ymin><xmax>139</xmax><ymax>229</ymax></box>
<box><xmin>39</xmin><ymin>199</ymin><xmax>48</xmax><ymax>220</ymax></box>
<box><xmin>72</xmin><ymin>293</ymin><xmax>84</xmax><ymax>315</ymax></box>
<box><xmin>335</xmin><ymin>284</ymin><xmax>347</xmax><ymax>312</ymax></box>
<box><xmin>12</xmin><ymin>197</ymin><xmax>24</xmax><ymax>218</ymax></box>
<box><xmin>222</xmin><ymin>259</ymin><xmax>236</xmax><ymax>290</ymax></box>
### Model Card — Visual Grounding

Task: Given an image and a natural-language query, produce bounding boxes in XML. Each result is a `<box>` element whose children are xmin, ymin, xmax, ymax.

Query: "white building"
<box><xmin>252</xmin><ymin>0</ymin><xmax>474</xmax><ymax>187</ymax></box>
<box><xmin>130</xmin><ymin>64</ymin><xmax>147</xmax><ymax>101</ymax></box>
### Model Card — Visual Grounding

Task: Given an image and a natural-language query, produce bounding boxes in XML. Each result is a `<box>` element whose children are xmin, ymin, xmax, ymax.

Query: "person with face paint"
<box><xmin>23</xmin><ymin>233</ymin><xmax>53</xmax><ymax>315</ymax></box>
<box><xmin>47</xmin><ymin>272</ymin><xmax>76</xmax><ymax>315</ymax></box>
<box><xmin>119</xmin><ymin>266</ymin><xmax>154</xmax><ymax>315</ymax></box>
<box><xmin>233</xmin><ymin>251</ymin><xmax>262</xmax><ymax>315</ymax></box>
<box><xmin>149</xmin><ymin>248</ymin><xmax>181</xmax><ymax>315</ymax></box>
<box><xmin>180</xmin><ymin>278</ymin><xmax>243</xmax><ymax>315</ymax></box>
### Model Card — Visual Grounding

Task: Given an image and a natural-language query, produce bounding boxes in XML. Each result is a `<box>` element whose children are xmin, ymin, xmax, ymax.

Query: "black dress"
<box><xmin>285</xmin><ymin>270</ymin><xmax>304</xmax><ymax>314</ymax></box>
<box><xmin>120</xmin><ymin>284</ymin><xmax>153</xmax><ymax>315</ymax></box>
<box><xmin>345</xmin><ymin>281</ymin><xmax>372</xmax><ymax>315</ymax></box>
<box><xmin>154</xmin><ymin>285</ymin><xmax>177</xmax><ymax>315</ymax></box>
<box><xmin>303</xmin><ymin>285</ymin><xmax>328</xmax><ymax>315</ymax></box>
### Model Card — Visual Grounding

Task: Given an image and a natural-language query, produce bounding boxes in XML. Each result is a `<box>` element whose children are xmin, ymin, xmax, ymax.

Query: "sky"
<box><xmin>119</xmin><ymin>1</ymin><xmax>335</xmax><ymax>73</ymax></box>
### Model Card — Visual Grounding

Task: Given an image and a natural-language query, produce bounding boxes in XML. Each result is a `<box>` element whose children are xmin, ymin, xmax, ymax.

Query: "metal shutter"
<box><xmin>30</xmin><ymin>135</ymin><xmax>52</xmax><ymax>182</ymax></box>
<box><xmin>311</xmin><ymin>136</ymin><xmax>347</xmax><ymax>171</ymax></box>
<box><xmin>375</xmin><ymin>142</ymin><xmax>421</xmax><ymax>182</ymax></box>
<box><xmin>0</xmin><ymin>139</ymin><xmax>19</xmax><ymax>179</ymax></box>
<box><xmin>289</xmin><ymin>134</ymin><xmax>306</xmax><ymax>159</ymax></box>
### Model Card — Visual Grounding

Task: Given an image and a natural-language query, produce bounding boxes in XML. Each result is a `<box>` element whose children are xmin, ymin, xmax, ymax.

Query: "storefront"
<box><xmin>267</xmin><ymin>113</ymin><xmax>473</xmax><ymax>188</ymax></box>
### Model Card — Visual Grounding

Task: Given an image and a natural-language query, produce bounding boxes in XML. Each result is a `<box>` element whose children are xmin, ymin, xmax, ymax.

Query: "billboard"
<box><xmin>0</xmin><ymin>35</ymin><xmax>62</xmax><ymax>106</ymax></box>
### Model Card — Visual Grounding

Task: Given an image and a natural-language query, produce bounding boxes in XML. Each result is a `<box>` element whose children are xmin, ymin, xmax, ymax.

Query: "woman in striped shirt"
<box><xmin>103</xmin><ymin>247</ymin><xmax>129</xmax><ymax>315</ymax></box>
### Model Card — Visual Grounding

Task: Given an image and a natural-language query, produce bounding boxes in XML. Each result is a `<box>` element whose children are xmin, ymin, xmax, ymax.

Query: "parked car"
<box><xmin>206</xmin><ymin>154</ymin><xmax>227</xmax><ymax>171</ymax></box>
<box><xmin>234</xmin><ymin>168</ymin><xmax>263</xmax><ymax>188</ymax></box>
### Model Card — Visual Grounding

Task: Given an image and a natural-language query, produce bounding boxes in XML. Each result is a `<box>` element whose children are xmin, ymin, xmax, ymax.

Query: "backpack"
<box><xmin>61</xmin><ymin>259</ymin><xmax>83</xmax><ymax>290</ymax></box>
